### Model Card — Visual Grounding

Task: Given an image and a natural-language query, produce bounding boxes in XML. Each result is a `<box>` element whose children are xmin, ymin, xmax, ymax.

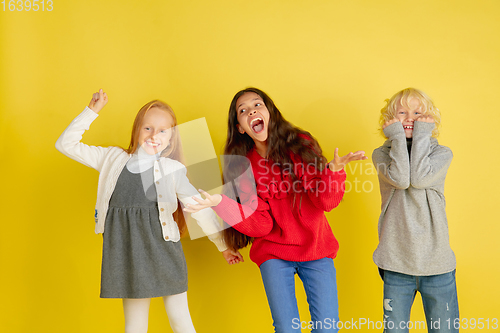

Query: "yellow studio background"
<box><xmin>1</xmin><ymin>0</ymin><xmax>499</xmax><ymax>332</ymax></box>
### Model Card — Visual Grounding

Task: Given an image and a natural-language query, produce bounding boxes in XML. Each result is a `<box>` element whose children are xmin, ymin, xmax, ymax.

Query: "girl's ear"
<box><xmin>236</xmin><ymin>124</ymin><xmax>245</xmax><ymax>134</ymax></box>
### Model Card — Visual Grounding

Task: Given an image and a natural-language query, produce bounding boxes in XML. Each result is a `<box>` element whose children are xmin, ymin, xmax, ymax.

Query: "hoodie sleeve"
<box><xmin>372</xmin><ymin>122</ymin><xmax>410</xmax><ymax>189</ymax></box>
<box><xmin>410</xmin><ymin>121</ymin><xmax>453</xmax><ymax>189</ymax></box>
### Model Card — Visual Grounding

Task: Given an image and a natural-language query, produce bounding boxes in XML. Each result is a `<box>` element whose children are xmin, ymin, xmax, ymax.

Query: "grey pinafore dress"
<box><xmin>100</xmin><ymin>166</ymin><xmax>188</xmax><ymax>298</ymax></box>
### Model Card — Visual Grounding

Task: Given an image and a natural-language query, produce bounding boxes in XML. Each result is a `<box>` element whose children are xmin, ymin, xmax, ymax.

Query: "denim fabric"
<box><xmin>260</xmin><ymin>258</ymin><xmax>339</xmax><ymax>333</ymax></box>
<box><xmin>382</xmin><ymin>269</ymin><xmax>459</xmax><ymax>333</ymax></box>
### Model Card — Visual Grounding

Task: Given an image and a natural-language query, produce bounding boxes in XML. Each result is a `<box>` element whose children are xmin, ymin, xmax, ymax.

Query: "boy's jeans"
<box><xmin>260</xmin><ymin>258</ymin><xmax>339</xmax><ymax>333</ymax></box>
<box><xmin>382</xmin><ymin>269</ymin><xmax>459</xmax><ymax>333</ymax></box>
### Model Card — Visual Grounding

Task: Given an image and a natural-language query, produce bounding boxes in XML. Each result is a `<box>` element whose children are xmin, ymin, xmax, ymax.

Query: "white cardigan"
<box><xmin>55</xmin><ymin>107</ymin><xmax>227</xmax><ymax>252</ymax></box>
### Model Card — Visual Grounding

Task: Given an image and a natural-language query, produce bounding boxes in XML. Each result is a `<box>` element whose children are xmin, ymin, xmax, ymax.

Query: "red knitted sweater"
<box><xmin>213</xmin><ymin>148</ymin><xmax>346</xmax><ymax>267</ymax></box>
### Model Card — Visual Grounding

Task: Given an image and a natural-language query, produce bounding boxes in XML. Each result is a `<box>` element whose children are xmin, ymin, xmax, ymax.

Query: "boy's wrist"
<box><xmin>413</xmin><ymin>120</ymin><xmax>435</xmax><ymax>134</ymax></box>
<box><xmin>383</xmin><ymin>121</ymin><xmax>405</xmax><ymax>139</ymax></box>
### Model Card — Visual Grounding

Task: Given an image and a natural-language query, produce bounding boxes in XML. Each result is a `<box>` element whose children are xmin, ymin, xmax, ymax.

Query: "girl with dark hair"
<box><xmin>185</xmin><ymin>88</ymin><xmax>366</xmax><ymax>332</ymax></box>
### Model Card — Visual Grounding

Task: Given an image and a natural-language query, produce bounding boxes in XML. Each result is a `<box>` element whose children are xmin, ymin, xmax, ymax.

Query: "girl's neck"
<box><xmin>255</xmin><ymin>140</ymin><xmax>268</xmax><ymax>158</ymax></box>
<box><xmin>126</xmin><ymin>146</ymin><xmax>161</xmax><ymax>174</ymax></box>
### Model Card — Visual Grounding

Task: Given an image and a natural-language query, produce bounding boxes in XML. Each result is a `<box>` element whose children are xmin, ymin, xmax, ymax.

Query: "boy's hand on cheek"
<box><xmin>416</xmin><ymin>115</ymin><xmax>435</xmax><ymax>123</ymax></box>
<box><xmin>383</xmin><ymin>118</ymin><xmax>401</xmax><ymax>129</ymax></box>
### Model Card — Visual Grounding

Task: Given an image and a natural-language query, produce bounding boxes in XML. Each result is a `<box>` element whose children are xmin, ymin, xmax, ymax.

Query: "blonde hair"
<box><xmin>379</xmin><ymin>88</ymin><xmax>441</xmax><ymax>138</ymax></box>
<box><xmin>126</xmin><ymin>100</ymin><xmax>183</xmax><ymax>163</ymax></box>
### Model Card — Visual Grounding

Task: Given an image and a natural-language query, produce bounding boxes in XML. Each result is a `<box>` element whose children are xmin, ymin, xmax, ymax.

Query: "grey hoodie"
<box><xmin>372</xmin><ymin>121</ymin><xmax>456</xmax><ymax>276</ymax></box>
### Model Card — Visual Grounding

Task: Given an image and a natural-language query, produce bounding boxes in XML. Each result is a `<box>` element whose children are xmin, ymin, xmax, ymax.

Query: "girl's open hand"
<box><xmin>183</xmin><ymin>189</ymin><xmax>222</xmax><ymax>213</ymax></box>
<box><xmin>329</xmin><ymin>148</ymin><xmax>367</xmax><ymax>172</ymax></box>
<box><xmin>382</xmin><ymin>118</ymin><xmax>401</xmax><ymax>129</ymax></box>
<box><xmin>222</xmin><ymin>249</ymin><xmax>244</xmax><ymax>265</ymax></box>
<box><xmin>415</xmin><ymin>115</ymin><xmax>435</xmax><ymax>123</ymax></box>
<box><xmin>88</xmin><ymin>89</ymin><xmax>108</xmax><ymax>114</ymax></box>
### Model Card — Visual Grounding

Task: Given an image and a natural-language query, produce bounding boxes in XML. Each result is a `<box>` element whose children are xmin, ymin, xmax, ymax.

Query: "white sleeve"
<box><xmin>173</xmin><ymin>165</ymin><xmax>227</xmax><ymax>252</ymax></box>
<box><xmin>55</xmin><ymin>107</ymin><xmax>111</xmax><ymax>171</ymax></box>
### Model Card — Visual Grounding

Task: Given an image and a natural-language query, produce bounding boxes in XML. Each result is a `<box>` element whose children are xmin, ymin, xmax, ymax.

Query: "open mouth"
<box><xmin>250</xmin><ymin>117</ymin><xmax>264</xmax><ymax>133</ymax></box>
<box><xmin>403</xmin><ymin>125</ymin><xmax>413</xmax><ymax>130</ymax></box>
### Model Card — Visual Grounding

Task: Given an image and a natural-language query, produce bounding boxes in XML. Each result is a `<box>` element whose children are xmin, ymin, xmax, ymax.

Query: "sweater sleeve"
<box><xmin>372</xmin><ymin>122</ymin><xmax>410</xmax><ymax>189</ymax></box>
<box><xmin>55</xmin><ymin>107</ymin><xmax>111</xmax><ymax>171</ymax></box>
<box><xmin>212</xmin><ymin>191</ymin><xmax>274</xmax><ymax>238</ymax></box>
<box><xmin>410</xmin><ymin>121</ymin><xmax>453</xmax><ymax>189</ymax></box>
<box><xmin>302</xmin><ymin>165</ymin><xmax>346</xmax><ymax>212</ymax></box>
<box><xmin>173</xmin><ymin>165</ymin><xmax>228</xmax><ymax>252</ymax></box>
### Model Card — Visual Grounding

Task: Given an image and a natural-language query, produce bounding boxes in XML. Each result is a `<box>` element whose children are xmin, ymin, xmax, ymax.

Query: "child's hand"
<box><xmin>415</xmin><ymin>115</ymin><xmax>435</xmax><ymax>123</ymax></box>
<box><xmin>329</xmin><ymin>148</ymin><xmax>368</xmax><ymax>172</ymax></box>
<box><xmin>88</xmin><ymin>89</ymin><xmax>108</xmax><ymax>114</ymax></box>
<box><xmin>382</xmin><ymin>118</ymin><xmax>401</xmax><ymax>129</ymax></box>
<box><xmin>222</xmin><ymin>249</ymin><xmax>244</xmax><ymax>265</ymax></box>
<box><xmin>183</xmin><ymin>189</ymin><xmax>222</xmax><ymax>213</ymax></box>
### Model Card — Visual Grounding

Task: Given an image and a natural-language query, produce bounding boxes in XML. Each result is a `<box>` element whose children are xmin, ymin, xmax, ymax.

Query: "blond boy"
<box><xmin>373</xmin><ymin>88</ymin><xmax>459</xmax><ymax>333</ymax></box>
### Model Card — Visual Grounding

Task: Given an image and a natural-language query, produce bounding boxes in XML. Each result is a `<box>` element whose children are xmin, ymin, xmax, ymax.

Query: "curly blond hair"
<box><xmin>379</xmin><ymin>88</ymin><xmax>441</xmax><ymax>138</ymax></box>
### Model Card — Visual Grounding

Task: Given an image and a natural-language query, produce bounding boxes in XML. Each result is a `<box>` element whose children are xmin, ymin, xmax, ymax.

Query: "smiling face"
<box><xmin>395</xmin><ymin>97</ymin><xmax>427</xmax><ymax>138</ymax></box>
<box><xmin>138</xmin><ymin>107</ymin><xmax>174</xmax><ymax>155</ymax></box>
<box><xmin>235</xmin><ymin>92</ymin><xmax>270</xmax><ymax>145</ymax></box>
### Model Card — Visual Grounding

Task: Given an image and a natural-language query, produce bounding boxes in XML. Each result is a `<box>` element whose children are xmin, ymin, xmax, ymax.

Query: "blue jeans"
<box><xmin>382</xmin><ymin>269</ymin><xmax>459</xmax><ymax>333</ymax></box>
<box><xmin>260</xmin><ymin>258</ymin><xmax>339</xmax><ymax>333</ymax></box>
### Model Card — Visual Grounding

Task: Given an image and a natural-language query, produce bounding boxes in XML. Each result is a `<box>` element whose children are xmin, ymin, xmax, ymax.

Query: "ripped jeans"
<box><xmin>381</xmin><ymin>269</ymin><xmax>459</xmax><ymax>333</ymax></box>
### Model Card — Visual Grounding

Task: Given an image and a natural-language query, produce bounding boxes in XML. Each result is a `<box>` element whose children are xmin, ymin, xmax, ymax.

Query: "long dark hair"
<box><xmin>222</xmin><ymin>87</ymin><xmax>328</xmax><ymax>250</ymax></box>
